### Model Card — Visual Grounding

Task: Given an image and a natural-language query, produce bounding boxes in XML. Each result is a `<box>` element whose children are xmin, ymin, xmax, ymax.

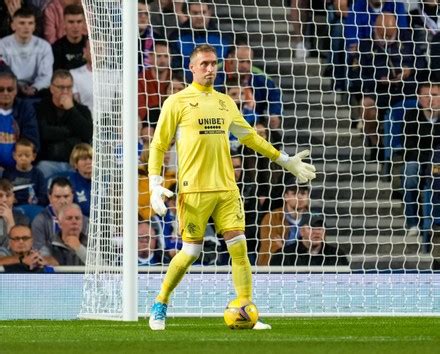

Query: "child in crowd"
<box><xmin>3</xmin><ymin>138</ymin><xmax>46</xmax><ymax>206</ymax></box>
<box><xmin>67</xmin><ymin>143</ymin><xmax>92</xmax><ymax>217</ymax></box>
<box><xmin>226</xmin><ymin>82</ymin><xmax>257</xmax><ymax>148</ymax></box>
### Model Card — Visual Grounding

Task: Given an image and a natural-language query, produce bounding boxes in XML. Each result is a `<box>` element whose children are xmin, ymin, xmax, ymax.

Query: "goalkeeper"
<box><xmin>148</xmin><ymin>44</ymin><xmax>316</xmax><ymax>330</ymax></box>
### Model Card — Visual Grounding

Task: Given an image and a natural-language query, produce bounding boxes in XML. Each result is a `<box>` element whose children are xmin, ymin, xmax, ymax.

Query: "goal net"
<box><xmin>80</xmin><ymin>0</ymin><xmax>440</xmax><ymax>319</ymax></box>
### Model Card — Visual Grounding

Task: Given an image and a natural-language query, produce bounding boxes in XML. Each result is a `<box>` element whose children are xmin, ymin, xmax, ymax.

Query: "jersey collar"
<box><xmin>191</xmin><ymin>82</ymin><xmax>214</xmax><ymax>93</ymax></box>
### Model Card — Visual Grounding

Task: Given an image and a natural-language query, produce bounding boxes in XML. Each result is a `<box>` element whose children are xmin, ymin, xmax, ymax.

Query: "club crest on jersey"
<box><xmin>218</xmin><ymin>99</ymin><xmax>228</xmax><ymax>111</ymax></box>
<box><xmin>187</xmin><ymin>222</ymin><xmax>199</xmax><ymax>235</ymax></box>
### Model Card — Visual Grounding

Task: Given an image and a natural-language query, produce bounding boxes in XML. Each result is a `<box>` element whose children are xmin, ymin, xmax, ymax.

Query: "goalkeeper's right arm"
<box><xmin>149</xmin><ymin>174</ymin><xmax>173</xmax><ymax>217</ymax></box>
<box><xmin>148</xmin><ymin>145</ymin><xmax>173</xmax><ymax>216</ymax></box>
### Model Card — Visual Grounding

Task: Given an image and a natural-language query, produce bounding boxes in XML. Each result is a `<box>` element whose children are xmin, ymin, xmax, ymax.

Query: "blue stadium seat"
<box><xmin>15</xmin><ymin>204</ymin><xmax>45</xmax><ymax>223</ymax></box>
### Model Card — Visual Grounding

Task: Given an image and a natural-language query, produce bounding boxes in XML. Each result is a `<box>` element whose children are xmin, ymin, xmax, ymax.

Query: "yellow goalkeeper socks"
<box><xmin>156</xmin><ymin>249</ymin><xmax>198</xmax><ymax>304</ymax></box>
<box><xmin>226</xmin><ymin>235</ymin><xmax>253</xmax><ymax>305</ymax></box>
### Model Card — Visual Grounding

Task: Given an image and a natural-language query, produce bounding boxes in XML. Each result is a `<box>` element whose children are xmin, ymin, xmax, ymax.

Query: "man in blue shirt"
<box><xmin>344</xmin><ymin>0</ymin><xmax>409</xmax><ymax>52</ymax></box>
<box><xmin>215</xmin><ymin>43</ymin><xmax>283</xmax><ymax>131</ymax></box>
<box><xmin>168</xmin><ymin>1</ymin><xmax>231</xmax><ymax>82</ymax></box>
<box><xmin>0</xmin><ymin>71</ymin><xmax>40</xmax><ymax>169</ymax></box>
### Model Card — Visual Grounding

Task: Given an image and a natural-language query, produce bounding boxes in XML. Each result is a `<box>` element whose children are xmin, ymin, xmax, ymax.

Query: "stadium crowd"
<box><xmin>0</xmin><ymin>0</ymin><xmax>439</xmax><ymax>270</ymax></box>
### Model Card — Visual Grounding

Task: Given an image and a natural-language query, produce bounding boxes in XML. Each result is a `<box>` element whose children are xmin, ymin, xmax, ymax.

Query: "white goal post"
<box><xmin>78</xmin><ymin>0</ymin><xmax>440</xmax><ymax>321</ymax></box>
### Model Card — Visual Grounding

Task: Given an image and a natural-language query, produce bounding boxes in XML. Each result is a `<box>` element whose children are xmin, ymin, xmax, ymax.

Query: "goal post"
<box><xmin>78</xmin><ymin>0</ymin><xmax>440</xmax><ymax>321</ymax></box>
<box><xmin>79</xmin><ymin>0</ymin><xmax>138</xmax><ymax>321</ymax></box>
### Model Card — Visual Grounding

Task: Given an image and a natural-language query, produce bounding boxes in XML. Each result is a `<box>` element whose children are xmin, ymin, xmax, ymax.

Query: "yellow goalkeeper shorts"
<box><xmin>177</xmin><ymin>189</ymin><xmax>245</xmax><ymax>243</ymax></box>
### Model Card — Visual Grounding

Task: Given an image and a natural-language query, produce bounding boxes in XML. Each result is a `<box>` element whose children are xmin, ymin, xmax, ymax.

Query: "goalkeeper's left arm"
<box><xmin>230</xmin><ymin>122</ymin><xmax>316</xmax><ymax>183</ymax></box>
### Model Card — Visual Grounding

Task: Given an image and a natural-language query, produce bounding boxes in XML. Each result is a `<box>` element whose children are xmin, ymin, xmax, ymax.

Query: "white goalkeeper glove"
<box><xmin>276</xmin><ymin>150</ymin><xmax>316</xmax><ymax>183</ymax></box>
<box><xmin>149</xmin><ymin>175</ymin><xmax>174</xmax><ymax>216</ymax></box>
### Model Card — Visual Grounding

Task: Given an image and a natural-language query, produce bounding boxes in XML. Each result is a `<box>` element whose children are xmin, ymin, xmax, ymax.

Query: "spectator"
<box><xmin>432</xmin><ymin>32</ymin><xmax>440</xmax><ymax>82</ymax></box>
<box><xmin>138</xmin><ymin>0</ymin><xmax>162</xmax><ymax>72</ymax></box>
<box><xmin>138</xmin><ymin>142</ymin><xmax>174</xmax><ymax>222</ymax></box>
<box><xmin>327</xmin><ymin>0</ymin><xmax>350</xmax><ymax>91</ymax></box>
<box><xmin>358</xmin><ymin>13</ymin><xmax>416</xmax><ymax>159</ymax></box>
<box><xmin>225</xmin><ymin>78</ymin><xmax>258</xmax><ymax>148</ymax></box>
<box><xmin>231</xmin><ymin>153</ymin><xmax>258</xmax><ymax>263</ymax></box>
<box><xmin>215</xmin><ymin>43</ymin><xmax>283</xmax><ymax>131</ymax></box>
<box><xmin>0</xmin><ymin>0</ymin><xmax>45</xmax><ymax>38</ymax></box>
<box><xmin>43</xmin><ymin>0</ymin><xmax>84</xmax><ymax>44</ymax></box>
<box><xmin>52</xmin><ymin>4</ymin><xmax>87</xmax><ymax>70</ymax></box>
<box><xmin>138</xmin><ymin>221</ymin><xmax>163</xmax><ymax>265</ymax></box>
<box><xmin>32</xmin><ymin>176</ymin><xmax>88</xmax><ymax>254</ymax></box>
<box><xmin>0</xmin><ymin>224</ymin><xmax>57</xmax><ymax>272</ymax></box>
<box><xmin>71</xmin><ymin>38</ymin><xmax>92</xmax><ymax>112</ymax></box>
<box><xmin>0</xmin><ymin>7</ymin><xmax>53</xmax><ymax>97</ymax></box>
<box><xmin>138</xmin><ymin>143</ymin><xmax>154</xmax><ymax>222</ymax></box>
<box><xmin>0</xmin><ymin>71</ymin><xmax>40</xmax><ymax>168</ymax></box>
<box><xmin>290</xmin><ymin>0</ymin><xmax>310</xmax><ymax>59</ymax></box>
<box><xmin>66</xmin><ymin>143</ymin><xmax>91</xmax><ymax>217</ymax></box>
<box><xmin>257</xmin><ymin>184</ymin><xmax>310</xmax><ymax>266</ymax></box>
<box><xmin>1</xmin><ymin>2</ymin><xmax>23</xmax><ymax>38</ymax></box>
<box><xmin>241</xmin><ymin>121</ymin><xmax>284</xmax><ymax>216</ymax></box>
<box><xmin>138</xmin><ymin>39</ymin><xmax>171</xmax><ymax>124</ymax></box>
<box><xmin>290</xmin><ymin>0</ymin><xmax>331</xmax><ymax>60</ymax></box>
<box><xmin>0</xmin><ymin>178</ymin><xmax>29</xmax><ymax>247</ymax></box>
<box><xmin>409</xmin><ymin>0</ymin><xmax>439</xmax><ymax>56</ymax></box>
<box><xmin>270</xmin><ymin>213</ymin><xmax>349</xmax><ymax>266</ymax></box>
<box><xmin>149</xmin><ymin>0</ymin><xmax>186</xmax><ymax>38</ymax></box>
<box><xmin>139</xmin><ymin>121</ymin><xmax>155</xmax><ymax>145</ymax></box>
<box><xmin>169</xmin><ymin>1</ymin><xmax>232</xmax><ymax>81</ymax></box>
<box><xmin>3</xmin><ymin>138</ymin><xmax>46</xmax><ymax>206</ymax></box>
<box><xmin>344</xmin><ymin>0</ymin><xmax>410</xmax><ymax>115</ymax></box>
<box><xmin>35</xmin><ymin>69</ymin><xmax>93</xmax><ymax>179</ymax></box>
<box><xmin>226</xmin><ymin>80</ymin><xmax>256</xmax><ymax>122</ymax></box>
<box><xmin>159</xmin><ymin>183</ymin><xmax>181</xmax><ymax>259</ymax></box>
<box><xmin>402</xmin><ymin>81</ymin><xmax>440</xmax><ymax>237</ymax></box>
<box><xmin>49</xmin><ymin>202</ymin><xmax>87</xmax><ymax>265</ymax></box>
<box><xmin>344</xmin><ymin>0</ymin><xmax>409</xmax><ymax>53</ymax></box>
<box><xmin>165</xmin><ymin>70</ymin><xmax>186</xmax><ymax>97</ymax></box>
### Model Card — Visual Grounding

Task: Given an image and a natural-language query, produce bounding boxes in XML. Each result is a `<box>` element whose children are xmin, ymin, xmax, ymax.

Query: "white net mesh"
<box><xmin>79</xmin><ymin>0</ymin><xmax>440</xmax><ymax>319</ymax></box>
<box><xmin>80</xmin><ymin>0</ymin><xmax>124</xmax><ymax>318</ymax></box>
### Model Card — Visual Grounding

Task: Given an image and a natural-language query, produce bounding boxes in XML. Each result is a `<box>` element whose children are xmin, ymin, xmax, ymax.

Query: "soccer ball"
<box><xmin>223</xmin><ymin>299</ymin><xmax>259</xmax><ymax>329</ymax></box>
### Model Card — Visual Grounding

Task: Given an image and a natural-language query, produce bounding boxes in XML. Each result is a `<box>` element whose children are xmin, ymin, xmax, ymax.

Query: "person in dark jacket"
<box><xmin>49</xmin><ymin>203</ymin><xmax>87</xmax><ymax>265</ymax></box>
<box><xmin>0</xmin><ymin>224</ymin><xmax>57</xmax><ymax>272</ymax></box>
<box><xmin>359</xmin><ymin>12</ymin><xmax>416</xmax><ymax>157</ymax></box>
<box><xmin>0</xmin><ymin>71</ymin><xmax>40</xmax><ymax>169</ymax></box>
<box><xmin>270</xmin><ymin>213</ymin><xmax>349</xmax><ymax>266</ymax></box>
<box><xmin>35</xmin><ymin>69</ymin><xmax>92</xmax><ymax>179</ymax></box>
<box><xmin>168</xmin><ymin>1</ymin><xmax>231</xmax><ymax>82</ymax></box>
<box><xmin>402</xmin><ymin>81</ymin><xmax>440</xmax><ymax>237</ymax></box>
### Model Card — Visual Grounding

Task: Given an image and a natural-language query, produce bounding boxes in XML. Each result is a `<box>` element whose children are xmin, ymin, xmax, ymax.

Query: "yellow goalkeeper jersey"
<box><xmin>149</xmin><ymin>82</ymin><xmax>280</xmax><ymax>194</ymax></box>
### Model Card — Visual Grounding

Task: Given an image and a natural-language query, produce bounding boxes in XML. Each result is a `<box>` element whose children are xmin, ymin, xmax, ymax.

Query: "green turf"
<box><xmin>1</xmin><ymin>317</ymin><xmax>439</xmax><ymax>354</ymax></box>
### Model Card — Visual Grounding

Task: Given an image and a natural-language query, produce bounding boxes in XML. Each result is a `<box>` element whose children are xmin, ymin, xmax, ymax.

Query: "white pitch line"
<box><xmin>4</xmin><ymin>336</ymin><xmax>434</xmax><ymax>344</ymax></box>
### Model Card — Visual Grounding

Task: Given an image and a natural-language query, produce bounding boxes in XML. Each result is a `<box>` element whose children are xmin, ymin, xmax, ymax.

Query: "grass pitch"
<box><xmin>1</xmin><ymin>317</ymin><xmax>439</xmax><ymax>354</ymax></box>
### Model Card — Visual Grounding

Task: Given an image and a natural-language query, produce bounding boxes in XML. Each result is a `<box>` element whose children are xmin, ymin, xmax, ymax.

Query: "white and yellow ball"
<box><xmin>223</xmin><ymin>299</ymin><xmax>259</xmax><ymax>329</ymax></box>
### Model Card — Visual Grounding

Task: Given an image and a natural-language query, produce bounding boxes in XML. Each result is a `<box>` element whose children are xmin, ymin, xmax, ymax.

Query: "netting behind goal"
<box><xmin>80</xmin><ymin>0</ymin><xmax>440</xmax><ymax>319</ymax></box>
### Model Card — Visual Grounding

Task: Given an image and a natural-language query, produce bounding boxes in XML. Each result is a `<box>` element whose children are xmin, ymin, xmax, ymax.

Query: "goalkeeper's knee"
<box><xmin>181</xmin><ymin>242</ymin><xmax>203</xmax><ymax>260</ymax></box>
<box><xmin>226</xmin><ymin>234</ymin><xmax>248</xmax><ymax>259</ymax></box>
